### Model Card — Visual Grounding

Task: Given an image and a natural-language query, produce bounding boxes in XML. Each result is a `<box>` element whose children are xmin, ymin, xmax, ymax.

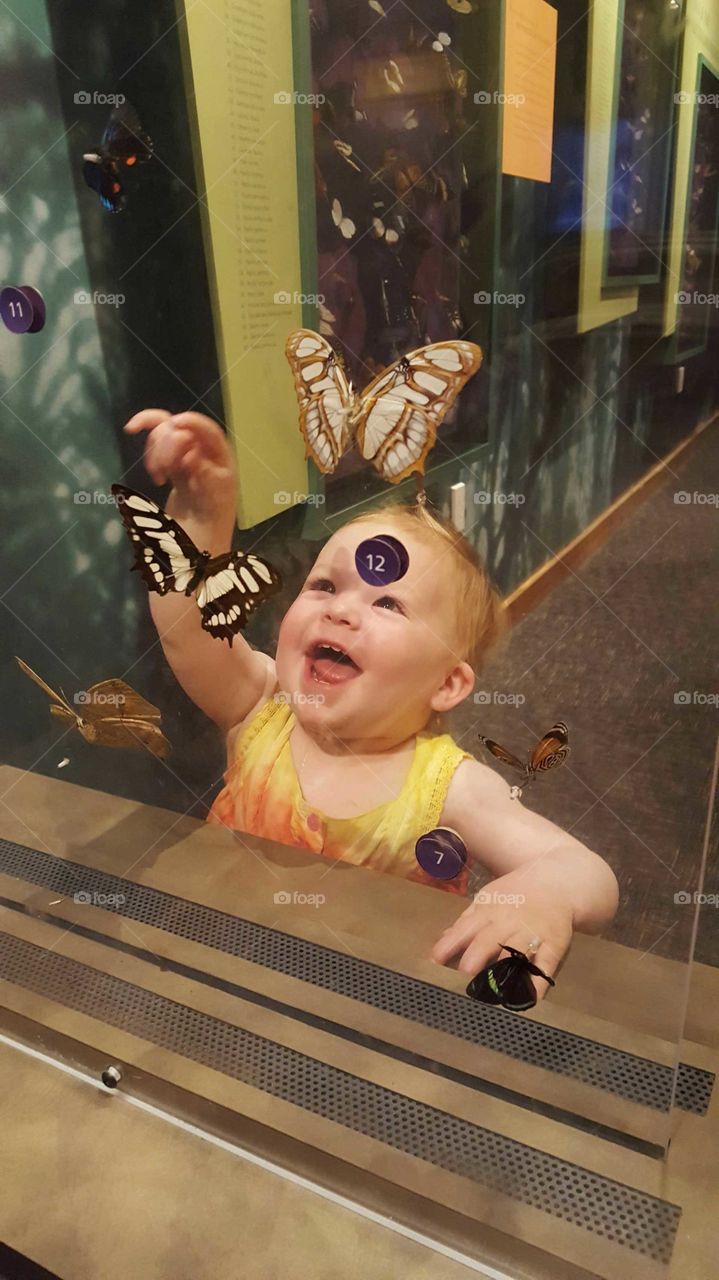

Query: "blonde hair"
<box><xmin>346</xmin><ymin>498</ymin><xmax>507</xmax><ymax>730</ymax></box>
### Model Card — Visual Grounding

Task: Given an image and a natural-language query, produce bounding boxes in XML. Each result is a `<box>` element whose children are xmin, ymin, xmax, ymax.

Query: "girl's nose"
<box><xmin>323</xmin><ymin>597</ymin><xmax>360</xmax><ymax>627</ymax></box>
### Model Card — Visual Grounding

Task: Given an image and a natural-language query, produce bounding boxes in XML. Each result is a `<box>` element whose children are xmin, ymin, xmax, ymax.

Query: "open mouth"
<box><xmin>305</xmin><ymin>642</ymin><xmax>362</xmax><ymax>686</ymax></box>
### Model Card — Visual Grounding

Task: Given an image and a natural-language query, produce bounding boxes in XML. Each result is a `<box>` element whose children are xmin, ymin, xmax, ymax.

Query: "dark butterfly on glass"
<box><xmin>111</xmin><ymin>485</ymin><xmax>282</xmax><ymax>645</ymax></box>
<box><xmin>466</xmin><ymin>944</ymin><xmax>555</xmax><ymax>1012</ymax></box>
<box><xmin>82</xmin><ymin>100</ymin><xmax>153</xmax><ymax>212</ymax></box>
<box><xmin>477</xmin><ymin>721</ymin><xmax>569</xmax><ymax>797</ymax></box>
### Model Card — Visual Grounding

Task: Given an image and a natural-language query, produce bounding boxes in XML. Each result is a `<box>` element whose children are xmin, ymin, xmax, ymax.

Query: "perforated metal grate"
<box><xmin>0</xmin><ymin>931</ymin><xmax>681</xmax><ymax>1263</ymax></box>
<box><xmin>0</xmin><ymin>838</ymin><xmax>712</xmax><ymax>1116</ymax></box>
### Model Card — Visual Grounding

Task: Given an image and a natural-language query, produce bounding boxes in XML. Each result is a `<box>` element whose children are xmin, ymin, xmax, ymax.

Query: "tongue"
<box><xmin>312</xmin><ymin>658</ymin><xmax>359</xmax><ymax>685</ymax></box>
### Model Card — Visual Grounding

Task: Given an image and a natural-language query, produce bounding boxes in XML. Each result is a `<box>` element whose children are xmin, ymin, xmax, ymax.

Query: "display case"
<box><xmin>602</xmin><ymin>0</ymin><xmax>682</xmax><ymax>288</ymax></box>
<box><xmin>0</xmin><ymin>2</ymin><xmax>718</xmax><ymax>1278</ymax></box>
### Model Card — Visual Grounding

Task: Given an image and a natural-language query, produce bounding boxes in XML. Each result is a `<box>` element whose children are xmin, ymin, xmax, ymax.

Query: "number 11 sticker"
<box><xmin>0</xmin><ymin>285</ymin><xmax>46</xmax><ymax>334</ymax></box>
<box><xmin>355</xmin><ymin>535</ymin><xmax>409</xmax><ymax>586</ymax></box>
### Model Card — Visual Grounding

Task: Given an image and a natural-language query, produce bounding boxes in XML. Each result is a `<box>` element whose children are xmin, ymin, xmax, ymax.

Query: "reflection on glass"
<box><xmin>676</xmin><ymin>61</ymin><xmax>719</xmax><ymax>355</ymax></box>
<box><xmin>605</xmin><ymin>0</ymin><xmax>675</xmax><ymax>279</ymax></box>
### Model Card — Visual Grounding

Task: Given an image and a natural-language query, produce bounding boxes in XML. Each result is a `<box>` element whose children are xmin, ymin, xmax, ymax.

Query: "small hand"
<box><xmin>430</xmin><ymin>868</ymin><xmax>573</xmax><ymax>1001</ymax></box>
<box><xmin>123</xmin><ymin>409</ymin><xmax>236</xmax><ymax>536</ymax></box>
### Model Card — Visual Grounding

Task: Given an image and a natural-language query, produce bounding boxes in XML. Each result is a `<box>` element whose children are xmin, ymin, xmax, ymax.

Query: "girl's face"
<box><xmin>275</xmin><ymin>520</ymin><xmax>475</xmax><ymax>746</ymax></box>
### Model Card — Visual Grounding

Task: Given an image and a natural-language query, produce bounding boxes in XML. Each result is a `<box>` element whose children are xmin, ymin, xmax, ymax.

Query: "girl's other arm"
<box><xmin>431</xmin><ymin>759</ymin><xmax>619</xmax><ymax>992</ymax></box>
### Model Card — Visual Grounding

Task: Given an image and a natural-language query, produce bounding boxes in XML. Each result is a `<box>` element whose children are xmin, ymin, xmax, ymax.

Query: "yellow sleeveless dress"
<box><xmin>207</xmin><ymin>695</ymin><xmax>475</xmax><ymax>895</ymax></box>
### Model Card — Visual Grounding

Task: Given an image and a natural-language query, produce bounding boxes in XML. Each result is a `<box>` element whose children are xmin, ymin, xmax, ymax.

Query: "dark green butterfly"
<box><xmin>466</xmin><ymin>944</ymin><xmax>555</xmax><ymax>1012</ymax></box>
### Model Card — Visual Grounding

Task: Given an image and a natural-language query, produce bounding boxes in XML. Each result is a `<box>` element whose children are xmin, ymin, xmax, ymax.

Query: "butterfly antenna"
<box><xmin>15</xmin><ymin>656</ymin><xmax>73</xmax><ymax>714</ymax></box>
<box><xmin>413</xmin><ymin>471</ymin><xmax>428</xmax><ymax>507</ymax></box>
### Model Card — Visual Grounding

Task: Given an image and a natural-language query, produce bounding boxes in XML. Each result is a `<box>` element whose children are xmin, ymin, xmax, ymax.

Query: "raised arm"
<box><xmin>123</xmin><ymin>409</ymin><xmax>275</xmax><ymax>733</ymax></box>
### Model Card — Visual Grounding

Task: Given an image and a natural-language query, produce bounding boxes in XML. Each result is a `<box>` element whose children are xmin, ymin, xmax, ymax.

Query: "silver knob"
<box><xmin>101</xmin><ymin>1064</ymin><xmax>123</xmax><ymax>1089</ymax></box>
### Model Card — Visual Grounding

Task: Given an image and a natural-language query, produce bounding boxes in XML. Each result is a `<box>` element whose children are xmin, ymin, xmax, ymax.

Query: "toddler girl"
<box><xmin>124</xmin><ymin>408</ymin><xmax>619</xmax><ymax>996</ymax></box>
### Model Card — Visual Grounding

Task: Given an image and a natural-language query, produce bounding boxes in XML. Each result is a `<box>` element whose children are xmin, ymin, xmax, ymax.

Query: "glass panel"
<box><xmin>1</xmin><ymin>2</ymin><xmax>717</xmax><ymax>1276</ymax></box>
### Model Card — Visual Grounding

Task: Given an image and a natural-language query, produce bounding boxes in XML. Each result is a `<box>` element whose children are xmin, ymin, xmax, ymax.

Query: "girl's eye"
<box><xmin>374</xmin><ymin>595</ymin><xmax>404</xmax><ymax>613</ymax></box>
<box><xmin>307</xmin><ymin>577</ymin><xmax>334</xmax><ymax>592</ymax></box>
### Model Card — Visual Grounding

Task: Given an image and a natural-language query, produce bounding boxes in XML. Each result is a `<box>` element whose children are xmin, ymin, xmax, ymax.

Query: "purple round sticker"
<box><xmin>415</xmin><ymin>827</ymin><xmax>467</xmax><ymax>880</ymax></box>
<box><xmin>355</xmin><ymin>534</ymin><xmax>409</xmax><ymax>586</ymax></box>
<box><xmin>0</xmin><ymin>285</ymin><xmax>45</xmax><ymax>334</ymax></box>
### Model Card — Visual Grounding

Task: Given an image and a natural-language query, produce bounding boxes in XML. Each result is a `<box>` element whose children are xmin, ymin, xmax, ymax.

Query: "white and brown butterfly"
<box><xmin>16</xmin><ymin>657</ymin><xmax>171</xmax><ymax>757</ymax></box>
<box><xmin>285</xmin><ymin>329</ymin><xmax>482</xmax><ymax>486</ymax></box>
<box><xmin>477</xmin><ymin>722</ymin><xmax>570</xmax><ymax>794</ymax></box>
<box><xmin>111</xmin><ymin>486</ymin><xmax>281</xmax><ymax>645</ymax></box>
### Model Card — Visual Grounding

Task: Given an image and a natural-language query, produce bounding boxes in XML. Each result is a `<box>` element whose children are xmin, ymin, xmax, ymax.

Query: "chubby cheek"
<box><xmin>276</xmin><ymin>600</ymin><xmax>311</xmax><ymax>671</ymax></box>
<box><xmin>383</xmin><ymin>631</ymin><xmax>441</xmax><ymax>699</ymax></box>
<box><xmin>368</xmin><ymin>628</ymin><xmax>416</xmax><ymax>684</ymax></box>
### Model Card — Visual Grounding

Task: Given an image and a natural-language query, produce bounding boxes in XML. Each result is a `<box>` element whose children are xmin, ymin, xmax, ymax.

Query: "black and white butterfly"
<box><xmin>82</xmin><ymin>101</ymin><xmax>153</xmax><ymax>212</ymax></box>
<box><xmin>111</xmin><ymin>486</ymin><xmax>281</xmax><ymax>645</ymax></box>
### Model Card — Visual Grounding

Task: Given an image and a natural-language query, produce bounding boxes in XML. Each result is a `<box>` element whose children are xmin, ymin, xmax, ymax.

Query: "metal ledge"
<box><xmin>0</xmin><ymin>837</ymin><xmax>712</xmax><ymax>1117</ymax></box>
<box><xmin>0</xmin><ymin>930</ymin><xmax>681</xmax><ymax>1268</ymax></box>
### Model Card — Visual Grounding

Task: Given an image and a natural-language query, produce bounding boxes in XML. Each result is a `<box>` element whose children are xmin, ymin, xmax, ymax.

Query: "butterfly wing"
<box><xmin>356</xmin><ymin>390</ymin><xmax>435</xmax><ymax>484</ymax></box>
<box><xmin>112</xmin><ymin>486</ymin><xmax>202</xmax><ymax>596</ymax></box>
<box><xmin>355</xmin><ymin>340</ymin><xmax>483</xmax><ymax>483</ymax></box>
<box><xmin>477</xmin><ymin>734</ymin><xmax>526</xmax><ymax>777</ymax></box>
<box><xmin>84</xmin><ymin>679</ymin><xmax>162</xmax><ymax>722</ymax></box>
<box><xmin>195</xmin><ymin>550</ymin><xmax>282</xmax><ymax>645</ymax></box>
<box><xmin>82</xmin><ymin>157</ymin><xmax>124</xmax><ymax>212</ymax></box>
<box><xmin>285</xmin><ymin>329</ymin><xmax>352</xmax><ymax>474</ymax></box>
<box><xmin>499</xmin><ymin>961</ymin><xmax>540</xmax><ymax>1012</ymax></box>
<box><xmin>101</xmin><ymin>101</ymin><xmax>153</xmax><ymax>166</ymax></box>
<box><xmin>529</xmin><ymin>721</ymin><xmax>570</xmax><ymax>776</ymax></box>
<box><xmin>498</xmin><ymin>947</ymin><xmax>554</xmax><ymax>1010</ymax></box>
<box><xmin>466</xmin><ymin>955</ymin><xmax>515</xmax><ymax>1005</ymax></box>
<box><xmin>79</xmin><ymin>716</ymin><xmax>171</xmax><ymax>757</ymax></box>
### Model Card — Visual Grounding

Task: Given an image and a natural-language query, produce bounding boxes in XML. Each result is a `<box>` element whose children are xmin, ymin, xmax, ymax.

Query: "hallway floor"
<box><xmin>445</xmin><ymin>422</ymin><xmax>719</xmax><ymax>966</ymax></box>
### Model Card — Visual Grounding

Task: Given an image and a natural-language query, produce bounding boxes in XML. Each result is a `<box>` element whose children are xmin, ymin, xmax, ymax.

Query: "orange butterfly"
<box><xmin>285</xmin><ymin>329</ymin><xmax>482</xmax><ymax>486</ymax></box>
<box><xmin>477</xmin><ymin>722</ymin><xmax>570</xmax><ymax>796</ymax></box>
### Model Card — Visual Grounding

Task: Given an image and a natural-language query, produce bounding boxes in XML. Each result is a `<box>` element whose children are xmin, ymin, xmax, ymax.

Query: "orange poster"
<box><xmin>502</xmin><ymin>0</ymin><xmax>558</xmax><ymax>182</ymax></box>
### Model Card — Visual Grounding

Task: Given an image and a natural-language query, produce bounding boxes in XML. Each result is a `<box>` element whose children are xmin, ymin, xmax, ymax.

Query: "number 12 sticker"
<box><xmin>355</xmin><ymin>535</ymin><xmax>409</xmax><ymax>586</ymax></box>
